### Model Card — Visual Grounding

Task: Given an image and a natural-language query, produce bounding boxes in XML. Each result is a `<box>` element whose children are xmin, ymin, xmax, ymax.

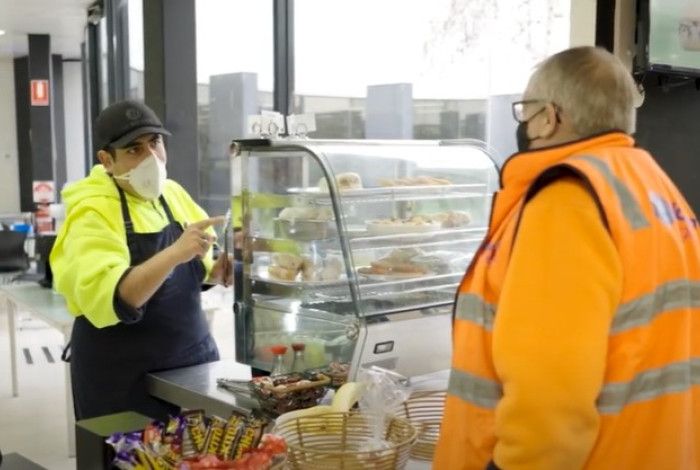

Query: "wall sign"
<box><xmin>30</xmin><ymin>79</ymin><xmax>50</xmax><ymax>106</ymax></box>
<box><xmin>32</xmin><ymin>180</ymin><xmax>55</xmax><ymax>203</ymax></box>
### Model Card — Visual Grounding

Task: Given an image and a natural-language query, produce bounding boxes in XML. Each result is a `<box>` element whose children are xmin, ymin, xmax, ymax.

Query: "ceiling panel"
<box><xmin>0</xmin><ymin>0</ymin><xmax>93</xmax><ymax>59</ymax></box>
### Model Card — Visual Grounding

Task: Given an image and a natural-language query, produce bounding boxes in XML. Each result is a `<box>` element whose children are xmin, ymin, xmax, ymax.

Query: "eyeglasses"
<box><xmin>511</xmin><ymin>99</ymin><xmax>549</xmax><ymax>123</ymax></box>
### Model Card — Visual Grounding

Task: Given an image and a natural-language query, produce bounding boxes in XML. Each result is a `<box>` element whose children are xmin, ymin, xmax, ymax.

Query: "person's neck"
<box><xmin>531</xmin><ymin>130</ymin><xmax>582</xmax><ymax>150</ymax></box>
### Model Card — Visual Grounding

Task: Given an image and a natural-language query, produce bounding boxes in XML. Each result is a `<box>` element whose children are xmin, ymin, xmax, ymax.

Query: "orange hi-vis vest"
<box><xmin>434</xmin><ymin>132</ymin><xmax>700</xmax><ymax>469</ymax></box>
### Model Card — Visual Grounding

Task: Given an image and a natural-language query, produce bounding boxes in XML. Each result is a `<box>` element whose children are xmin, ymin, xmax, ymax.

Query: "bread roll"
<box><xmin>268</xmin><ymin>265</ymin><xmax>298</xmax><ymax>281</ymax></box>
<box><xmin>278</xmin><ymin>207</ymin><xmax>319</xmax><ymax>221</ymax></box>
<box><xmin>272</xmin><ymin>253</ymin><xmax>304</xmax><ymax>271</ymax></box>
<box><xmin>318</xmin><ymin>172</ymin><xmax>363</xmax><ymax>192</ymax></box>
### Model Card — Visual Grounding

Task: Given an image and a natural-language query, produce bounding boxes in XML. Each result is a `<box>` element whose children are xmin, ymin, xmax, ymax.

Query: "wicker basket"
<box><xmin>250</xmin><ymin>373</ymin><xmax>331</xmax><ymax>416</ymax></box>
<box><xmin>393</xmin><ymin>390</ymin><xmax>446</xmax><ymax>461</ymax></box>
<box><xmin>274</xmin><ymin>412</ymin><xmax>418</xmax><ymax>469</ymax></box>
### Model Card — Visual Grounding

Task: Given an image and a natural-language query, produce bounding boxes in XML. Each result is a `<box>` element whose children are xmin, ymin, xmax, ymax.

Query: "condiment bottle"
<box><xmin>270</xmin><ymin>345</ymin><xmax>288</xmax><ymax>376</ymax></box>
<box><xmin>290</xmin><ymin>343</ymin><xmax>307</xmax><ymax>373</ymax></box>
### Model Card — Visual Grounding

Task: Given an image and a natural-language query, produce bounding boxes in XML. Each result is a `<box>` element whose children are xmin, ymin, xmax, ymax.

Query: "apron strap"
<box><xmin>158</xmin><ymin>195</ymin><xmax>176</xmax><ymax>223</ymax></box>
<box><xmin>115</xmin><ymin>183</ymin><xmax>135</xmax><ymax>235</ymax></box>
<box><xmin>114</xmin><ymin>180</ymin><xmax>175</xmax><ymax>232</ymax></box>
<box><xmin>61</xmin><ymin>341</ymin><xmax>71</xmax><ymax>363</ymax></box>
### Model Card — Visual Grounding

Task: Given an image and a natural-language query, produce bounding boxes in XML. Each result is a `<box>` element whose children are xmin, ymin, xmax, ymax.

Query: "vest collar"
<box><xmin>500</xmin><ymin>131</ymin><xmax>634</xmax><ymax>192</ymax></box>
<box><xmin>487</xmin><ymin>131</ymin><xmax>634</xmax><ymax>235</ymax></box>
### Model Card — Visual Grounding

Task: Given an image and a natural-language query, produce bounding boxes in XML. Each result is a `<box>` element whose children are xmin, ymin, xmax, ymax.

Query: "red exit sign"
<box><xmin>30</xmin><ymin>79</ymin><xmax>50</xmax><ymax>106</ymax></box>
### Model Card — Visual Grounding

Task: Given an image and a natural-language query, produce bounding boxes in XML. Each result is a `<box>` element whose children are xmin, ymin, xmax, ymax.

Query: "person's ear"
<box><xmin>97</xmin><ymin>149</ymin><xmax>115</xmax><ymax>173</ymax></box>
<box><xmin>535</xmin><ymin>103</ymin><xmax>560</xmax><ymax>139</ymax></box>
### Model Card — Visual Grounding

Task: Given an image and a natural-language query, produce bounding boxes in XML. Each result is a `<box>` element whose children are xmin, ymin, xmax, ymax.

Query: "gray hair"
<box><xmin>526</xmin><ymin>46</ymin><xmax>638</xmax><ymax>135</ymax></box>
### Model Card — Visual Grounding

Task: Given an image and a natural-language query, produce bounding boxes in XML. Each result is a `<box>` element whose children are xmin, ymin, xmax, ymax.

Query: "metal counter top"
<box><xmin>146</xmin><ymin>360</ymin><xmax>259</xmax><ymax>418</ymax></box>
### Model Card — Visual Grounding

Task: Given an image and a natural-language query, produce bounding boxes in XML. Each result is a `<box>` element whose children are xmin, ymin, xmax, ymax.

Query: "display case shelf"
<box><xmin>287</xmin><ymin>183</ymin><xmax>489</xmax><ymax>206</ymax></box>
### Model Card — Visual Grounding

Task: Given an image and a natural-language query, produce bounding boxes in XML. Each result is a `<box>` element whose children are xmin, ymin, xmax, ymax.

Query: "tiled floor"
<box><xmin>0</xmin><ymin>284</ymin><xmax>236</xmax><ymax>469</ymax></box>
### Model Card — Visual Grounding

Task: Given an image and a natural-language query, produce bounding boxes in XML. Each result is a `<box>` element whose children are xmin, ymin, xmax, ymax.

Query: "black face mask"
<box><xmin>516</xmin><ymin>121</ymin><xmax>531</xmax><ymax>153</ymax></box>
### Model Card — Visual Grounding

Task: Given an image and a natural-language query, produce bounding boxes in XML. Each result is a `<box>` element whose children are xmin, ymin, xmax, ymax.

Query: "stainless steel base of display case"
<box><xmin>146</xmin><ymin>360</ymin><xmax>259</xmax><ymax>417</ymax></box>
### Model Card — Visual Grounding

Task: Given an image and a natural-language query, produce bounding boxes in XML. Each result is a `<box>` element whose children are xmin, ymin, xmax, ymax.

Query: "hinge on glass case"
<box><xmin>345</xmin><ymin>321</ymin><xmax>360</xmax><ymax>341</ymax></box>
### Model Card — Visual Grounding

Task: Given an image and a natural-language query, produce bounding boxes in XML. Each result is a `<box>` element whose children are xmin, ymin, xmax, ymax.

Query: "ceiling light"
<box><xmin>0</xmin><ymin>31</ymin><xmax>6</xmax><ymax>36</ymax></box>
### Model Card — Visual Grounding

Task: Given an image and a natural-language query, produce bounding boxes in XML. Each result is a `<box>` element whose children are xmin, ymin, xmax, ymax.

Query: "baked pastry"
<box><xmin>279</xmin><ymin>207</ymin><xmax>317</xmax><ymax>221</ymax></box>
<box><xmin>360</xmin><ymin>248</ymin><xmax>428</xmax><ymax>276</ymax></box>
<box><xmin>378</xmin><ymin>175</ymin><xmax>451</xmax><ymax>187</ymax></box>
<box><xmin>272</xmin><ymin>253</ymin><xmax>304</xmax><ymax>271</ymax></box>
<box><xmin>268</xmin><ymin>265</ymin><xmax>298</xmax><ymax>281</ymax></box>
<box><xmin>428</xmin><ymin>210</ymin><xmax>471</xmax><ymax>228</ymax></box>
<box><xmin>300</xmin><ymin>255</ymin><xmax>343</xmax><ymax>281</ymax></box>
<box><xmin>318</xmin><ymin>172</ymin><xmax>363</xmax><ymax>192</ymax></box>
<box><xmin>278</xmin><ymin>206</ymin><xmax>333</xmax><ymax>222</ymax></box>
<box><xmin>384</xmin><ymin>247</ymin><xmax>423</xmax><ymax>263</ymax></box>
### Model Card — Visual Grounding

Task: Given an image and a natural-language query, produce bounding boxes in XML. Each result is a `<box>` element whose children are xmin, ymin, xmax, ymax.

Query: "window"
<box><xmin>195</xmin><ymin>0</ymin><xmax>274</xmax><ymax>216</ymax></box>
<box><xmin>98</xmin><ymin>16</ymin><xmax>110</xmax><ymax>110</ymax></box>
<box><xmin>127</xmin><ymin>0</ymin><xmax>144</xmax><ymax>100</ymax></box>
<box><xmin>294</xmin><ymin>0</ymin><xmax>570</xmax><ymax>162</ymax></box>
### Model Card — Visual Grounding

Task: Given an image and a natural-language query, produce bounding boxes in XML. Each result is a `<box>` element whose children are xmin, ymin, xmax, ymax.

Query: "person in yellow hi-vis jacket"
<box><xmin>50</xmin><ymin>100</ymin><xmax>232</xmax><ymax>421</ymax></box>
<box><xmin>434</xmin><ymin>47</ymin><xmax>700</xmax><ymax>469</ymax></box>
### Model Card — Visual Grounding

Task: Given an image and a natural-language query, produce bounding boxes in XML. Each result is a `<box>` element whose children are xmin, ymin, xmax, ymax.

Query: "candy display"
<box><xmin>107</xmin><ymin>410</ymin><xmax>285</xmax><ymax>470</ymax></box>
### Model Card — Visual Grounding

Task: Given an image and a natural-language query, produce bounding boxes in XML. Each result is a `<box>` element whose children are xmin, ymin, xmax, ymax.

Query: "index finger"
<box><xmin>188</xmin><ymin>216</ymin><xmax>226</xmax><ymax>230</ymax></box>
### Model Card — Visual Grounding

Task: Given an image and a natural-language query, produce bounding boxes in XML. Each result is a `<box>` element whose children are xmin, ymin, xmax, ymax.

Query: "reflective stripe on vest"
<box><xmin>454</xmin><ymin>293</ymin><xmax>496</xmax><ymax>330</ymax></box>
<box><xmin>612</xmin><ymin>280</ymin><xmax>700</xmax><ymax>333</ymax></box>
<box><xmin>597</xmin><ymin>358</ymin><xmax>700</xmax><ymax>414</ymax></box>
<box><xmin>575</xmin><ymin>156</ymin><xmax>650</xmax><ymax>230</ymax></box>
<box><xmin>449</xmin><ymin>359</ymin><xmax>700</xmax><ymax>414</ymax></box>
<box><xmin>447</xmin><ymin>368</ymin><xmax>503</xmax><ymax>409</ymax></box>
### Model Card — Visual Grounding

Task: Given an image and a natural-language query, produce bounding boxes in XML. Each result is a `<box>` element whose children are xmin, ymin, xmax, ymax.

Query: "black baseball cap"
<box><xmin>94</xmin><ymin>100</ymin><xmax>171</xmax><ymax>150</ymax></box>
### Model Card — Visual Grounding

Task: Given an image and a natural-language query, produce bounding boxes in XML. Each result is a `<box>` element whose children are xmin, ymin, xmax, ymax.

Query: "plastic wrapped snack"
<box><xmin>357</xmin><ymin>366</ymin><xmax>411</xmax><ymax>453</ymax></box>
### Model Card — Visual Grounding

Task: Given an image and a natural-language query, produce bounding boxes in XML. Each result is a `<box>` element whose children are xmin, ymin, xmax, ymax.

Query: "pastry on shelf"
<box><xmin>268</xmin><ymin>265</ymin><xmax>299</xmax><ymax>282</ymax></box>
<box><xmin>366</xmin><ymin>215</ymin><xmax>441</xmax><ymax>234</ymax></box>
<box><xmin>272</xmin><ymin>253</ymin><xmax>304</xmax><ymax>271</ymax></box>
<box><xmin>278</xmin><ymin>206</ymin><xmax>333</xmax><ymax>222</ymax></box>
<box><xmin>318</xmin><ymin>172</ymin><xmax>363</xmax><ymax>192</ymax></box>
<box><xmin>367</xmin><ymin>211</ymin><xmax>471</xmax><ymax>234</ymax></box>
<box><xmin>358</xmin><ymin>248</ymin><xmax>430</xmax><ymax>277</ymax></box>
<box><xmin>378</xmin><ymin>175</ymin><xmax>452</xmax><ymax>187</ymax></box>
<box><xmin>275</xmin><ymin>207</ymin><xmax>335</xmax><ymax>241</ymax></box>
<box><xmin>268</xmin><ymin>253</ymin><xmax>343</xmax><ymax>282</ymax></box>
<box><xmin>426</xmin><ymin>210</ymin><xmax>471</xmax><ymax>228</ymax></box>
<box><xmin>301</xmin><ymin>255</ymin><xmax>343</xmax><ymax>282</ymax></box>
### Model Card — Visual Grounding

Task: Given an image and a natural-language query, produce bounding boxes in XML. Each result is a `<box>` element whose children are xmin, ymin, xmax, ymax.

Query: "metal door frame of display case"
<box><xmin>230</xmin><ymin>138</ymin><xmax>499</xmax><ymax>378</ymax></box>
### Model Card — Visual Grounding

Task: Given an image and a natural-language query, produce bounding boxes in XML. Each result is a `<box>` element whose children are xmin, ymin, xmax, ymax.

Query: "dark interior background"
<box><xmin>597</xmin><ymin>0</ymin><xmax>700</xmax><ymax>213</ymax></box>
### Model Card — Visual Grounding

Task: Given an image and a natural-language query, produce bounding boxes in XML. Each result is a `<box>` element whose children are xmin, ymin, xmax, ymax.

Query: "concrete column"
<box><xmin>486</xmin><ymin>93</ymin><xmax>520</xmax><ymax>166</ymax></box>
<box><xmin>205</xmin><ymin>72</ymin><xmax>259</xmax><ymax>215</ymax></box>
<box><xmin>365</xmin><ymin>83</ymin><xmax>413</xmax><ymax>139</ymax></box>
<box><xmin>52</xmin><ymin>55</ymin><xmax>67</xmax><ymax>195</ymax></box>
<box><xmin>14</xmin><ymin>35</ymin><xmax>57</xmax><ymax>212</ymax></box>
<box><xmin>144</xmin><ymin>0</ymin><xmax>199</xmax><ymax>199</ymax></box>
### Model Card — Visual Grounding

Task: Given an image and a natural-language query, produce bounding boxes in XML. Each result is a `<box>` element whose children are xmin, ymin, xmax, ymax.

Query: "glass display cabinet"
<box><xmin>231</xmin><ymin>139</ymin><xmax>498</xmax><ymax>380</ymax></box>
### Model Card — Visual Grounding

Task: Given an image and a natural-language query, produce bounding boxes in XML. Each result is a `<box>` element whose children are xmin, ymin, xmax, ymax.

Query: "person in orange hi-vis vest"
<box><xmin>434</xmin><ymin>46</ymin><xmax>700</xmax><ymax>470</ymax></box>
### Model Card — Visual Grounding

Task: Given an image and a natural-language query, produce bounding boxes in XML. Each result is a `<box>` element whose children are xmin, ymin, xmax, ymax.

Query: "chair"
<box><xmin>0</xmin><ymin>230</ymin><xmax>30</xmax><ymax>284</ymax></box>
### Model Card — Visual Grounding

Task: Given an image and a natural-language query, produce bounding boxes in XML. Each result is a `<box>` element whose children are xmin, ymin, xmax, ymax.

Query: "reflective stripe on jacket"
<box><xmin>434</xmin><ymin>132</ymin><xmax>700</xmax><ymax>469</ymax></box>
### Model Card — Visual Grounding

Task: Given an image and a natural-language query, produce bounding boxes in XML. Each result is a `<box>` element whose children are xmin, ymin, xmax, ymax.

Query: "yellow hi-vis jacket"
<box><xmin>50</xmin><ymin>165</ymin><xmax>214</xmax><ymax>328</ymax></box>
<box><xmin>434</xmin><ymin>132</ymin><xmax>700</xmax><ymax>470</ymax></box>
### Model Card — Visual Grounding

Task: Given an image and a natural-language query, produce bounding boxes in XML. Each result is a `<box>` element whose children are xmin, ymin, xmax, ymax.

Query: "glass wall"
<box><xmin>294</xmin><ymin>0</ymin><xmax>570</xmax><ymax>162</ymax></box>
<box><xmin>98</xmin><ymin>17</ymin><xmax>110</xmax><ymax>110</ymax></box>
<box><xmin>86</xmin><ymin>0</ymin><xmax>572</xmax><ymax>207</ymax></box>
<box><xmin>127</xmin><ymin>0</ymin><xmax>144</xmax><ymax>99</ymax></box>
<box><xmin>195</xmin><ymin>0</ymin><xmax>274</xmax><ymax>216</ymax></box>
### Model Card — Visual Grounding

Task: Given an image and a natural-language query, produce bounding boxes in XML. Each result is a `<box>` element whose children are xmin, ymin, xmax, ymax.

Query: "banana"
<box><xmin>331</xmin><ymin>382</ymin><xmax>366</xmax><ymax>412</ymax></box>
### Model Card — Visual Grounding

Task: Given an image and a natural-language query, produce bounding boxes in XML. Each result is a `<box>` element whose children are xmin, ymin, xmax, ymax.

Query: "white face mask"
<box><xmin>114</xmin><ymin>154</ymin><xmax>167</xmax><ymax>200</ymax></box>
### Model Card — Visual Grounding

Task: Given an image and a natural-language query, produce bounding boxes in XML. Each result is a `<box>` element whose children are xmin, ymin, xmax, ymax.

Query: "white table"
<box><xmin>0</xmin><ymin>283</ymin><xmax>75</xmax><ymax>457</ymax></box>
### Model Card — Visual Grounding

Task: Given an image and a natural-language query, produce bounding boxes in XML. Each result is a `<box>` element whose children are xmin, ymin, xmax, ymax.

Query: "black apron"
<box><xmin>69</xmin><ymin>186</ymin><xmax>219</xmax><ymax>421</ymax></box>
